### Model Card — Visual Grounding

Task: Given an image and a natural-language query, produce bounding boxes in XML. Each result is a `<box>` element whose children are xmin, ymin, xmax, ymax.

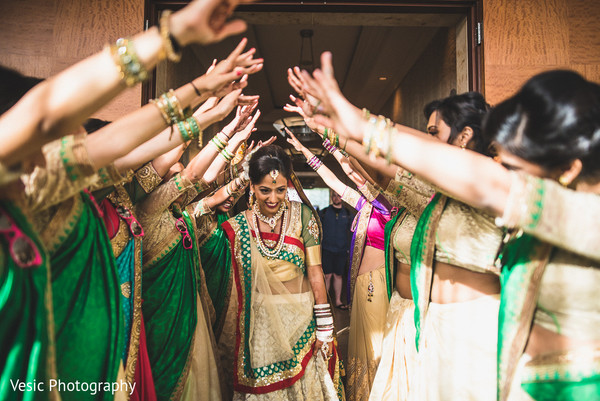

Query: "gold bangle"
<box><xmin>108</xmin><ymin>38</ymin><xmax>148</xmax><ymax>87</ymax></box>
<box><xmin>159</xmin><ymin>10</ymin><xmax>182</xmax><ymax>62</ymax></box>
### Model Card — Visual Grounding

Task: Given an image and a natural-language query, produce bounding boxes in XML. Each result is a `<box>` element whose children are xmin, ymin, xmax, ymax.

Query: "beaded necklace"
<box><xmin>251</xmin><ymin>201</ymin><xmax>288</xmax><ymax>259</ymax></box>
<box><xmin>253</xmin><ymin>201</ymin><xmax>286</xmax><ymax>232</ymax></box>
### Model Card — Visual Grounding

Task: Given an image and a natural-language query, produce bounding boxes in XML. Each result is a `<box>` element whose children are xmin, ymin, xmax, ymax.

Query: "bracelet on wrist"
<box><xmin>108</xmin><ymin>38</ymin><xmax>148</xmax><ymax>87</ymax></box>
<box><xmin>159</xmin><ymin>10</ymin><xmax>182</xmax><ymax>62</ymax></box>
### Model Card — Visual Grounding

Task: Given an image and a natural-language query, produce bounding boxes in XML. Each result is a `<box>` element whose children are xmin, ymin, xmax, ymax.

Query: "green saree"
<box><xmin>142</xmin><ymin>208</ymin><xmax>198</xmax><ymax>401</ymax></box>
<box><xmin>48</xmin><ymin>192</ymin><xmax>123</xmax><ymax>401</ymax></box>
<box><xmin>0</xmin><ymin>200</ymin><xmax>57</xmax><ymax>401</ymax></box>
<box><xmin>198</xmin><ymin>211</ymin><xmax>231</xmax><ymax>337</ymax></box>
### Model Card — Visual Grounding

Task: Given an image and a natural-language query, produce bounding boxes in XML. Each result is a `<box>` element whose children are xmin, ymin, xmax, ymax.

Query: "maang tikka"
<box><xmin>269</xmin><ymin>169</ymin><xmax>279</xmax><ymax>184</ymax></box>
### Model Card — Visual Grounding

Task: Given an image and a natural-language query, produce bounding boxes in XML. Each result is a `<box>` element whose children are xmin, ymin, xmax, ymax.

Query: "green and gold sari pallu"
<box><xmin>409</xmin><ymin>193</ymin><xmax>446</xmax><ymax>350</ymax></box>
<box><xmin>141</xmin><ymin>208</ymin><xmax>198</xmax><ymax>401</ymax></box>
<box><xmin>45</xmin><ymin>192</ymin><xmax>123</xmax><ymax>401</ymax></box>
<box><xmin>498</xmin><ymin>233</ymin><xmax>600</xmax><ymax>401</ymax></box>
<box><xmin>0</xmin><ymin>200</ymin><xmax>57</xmax><ymax>401</ymax></box>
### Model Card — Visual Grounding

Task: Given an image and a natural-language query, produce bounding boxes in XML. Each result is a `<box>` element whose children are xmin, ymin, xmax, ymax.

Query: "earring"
<box><xmin>249</xmin><ymin>190</ymin><xmax>255</xmax><ymax>207</ymax></box>
<box><xmin>460</xmin><ymin>143</ymin><xmax>466</xmax><ymax>150</ymax></box>
<box><xmin>559</xmin><ymin>175</ymin><xmax>569</xmax><ymax>187</ymax></box>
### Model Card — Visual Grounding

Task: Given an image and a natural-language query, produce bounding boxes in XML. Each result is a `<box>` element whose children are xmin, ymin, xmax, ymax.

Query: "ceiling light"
<box><xmin>378</xmin><ymin>76</ymin><xmax>387</xmax><ymax>81</ymax></box>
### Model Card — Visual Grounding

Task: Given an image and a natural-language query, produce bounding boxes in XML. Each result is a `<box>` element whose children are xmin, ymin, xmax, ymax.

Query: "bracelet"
<box><xmin>177</xmin><ymin>121</ymin><xmax>192</xmax><ymax>142</ymax></box>
<box><xmin>211</xmin><ymin>136</ymin><xmax>227</xmax><ymax>152</ymax></box>
<box><xmin>190</xmin><ymin>81</ymin><xmax>202</xmax><ymax>97</ymax></box>
<box><xmin>109</xmin><ymin>38</ymin><xmax>148</xmax><ymax>87</ymax></box>
<box><xmin>159</xmin><ymin>10</ymin><xmax>182</xmax><ymax>62</ymax></box>
<box><xmin>323</xmin><ymin>127</ymin><xmax>329</xmax><ymax>141</ymax></box>
<box><xmin>151</xmin><ymin>89</ymin><xmax>185</xmax><ymax>125</ymax></box>
<box><xmin>220</xmin><ymin>148</ymin><xmax>235</xmax><ymax>163</ymax></box>
<box><xmin>307</xmin><ymin>155</ymin><xmax>323</xmax><ymax>171</ymax></box>
<box><xmin>322</xmin><ymin>138</ymin><xmax>337</xmax><ymax>154</ymax></box>
<box><xmin>362</xmin><ymin>109</ymin><xmax>392</xmax><ymax>160</ymax></box>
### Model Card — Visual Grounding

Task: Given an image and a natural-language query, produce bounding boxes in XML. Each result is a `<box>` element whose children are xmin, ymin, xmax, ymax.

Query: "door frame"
<box><xmin>142</xmin><ymin>0</ymin><xmax>484</xmax><ymax>104</ymax></box>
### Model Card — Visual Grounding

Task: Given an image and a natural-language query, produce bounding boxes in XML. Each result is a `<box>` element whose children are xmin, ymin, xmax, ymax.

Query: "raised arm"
<box><xmin>0</xmin><ymin>0</ymin><xmax>259</xmax><ymax>167</ymax></box>
<box><xmin>285</xmin><ymin>129</ymin><xmax>348</xmax><ymax>197</ymax></box>
<box><xmin>301</xmin><ymin>51</ymin><xmax>510</xmax><ymax>217</ymax></box>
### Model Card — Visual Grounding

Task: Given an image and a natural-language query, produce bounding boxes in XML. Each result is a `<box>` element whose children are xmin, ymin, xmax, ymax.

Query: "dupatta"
<box><xmin>409</xmin><ymin>193</ymin><xmax>447</xmax><ymax>351</ymax></box>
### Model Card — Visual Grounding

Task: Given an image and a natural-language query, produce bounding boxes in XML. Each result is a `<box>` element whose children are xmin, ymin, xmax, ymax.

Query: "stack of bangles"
<box><xmin>307</xmin><ymin>155</ymin><xmax>323</xmax><ymax>171</ymax></box>
<box><xmin>176</xmin><ymin>116</ymin><xmax>202</xmax><ymax>142</ymax></box>
<box><xmin>314</xmin><ymin>304</ymin><xmax>334</xmax><ymax>358</ymax></box>
<box><xmin>225</xmin><ymin>176</ymin><xmax>249</xmax><ymax>197</ymax></box>
<box><xmin>108</xmin><ymin>38</ymin><xmax>148</xmax><ymax>87</ymax></box>
<box><xmin>151</xmin><ymin>89</ymin><xmax>191</xmax><ymax>126</ymax></box>
<box><xmin>362</xmin><ymin>108</ymin><xmax>394</xmax><ymax>163</ymax></box>
<box><xmin>211</xmin><ymin>134</ymin><xmax>229</xmax><ymax>154</ymax></box>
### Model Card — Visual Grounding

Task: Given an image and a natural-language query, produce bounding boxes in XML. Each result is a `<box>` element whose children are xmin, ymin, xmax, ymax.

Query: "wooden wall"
<box><xmin>483</xmin><ymin>0</ymin><xmax>600</xmax><ymax>105</ymax></box>
<box><xmin>389</xmin><ymin>27</ymin><xmax>457</xmax><ymax>130</ymax></box>
<box><xmin>0</xmin><ymin>0</ymin><xmax>144</xmax><ymax>121</ymax></box>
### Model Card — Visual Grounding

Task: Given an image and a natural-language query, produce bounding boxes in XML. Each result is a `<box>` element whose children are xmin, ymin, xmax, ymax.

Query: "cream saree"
<box><xmin>222</xmin><ymin>201</ymin><xmax>344</xmax><ymax>400</ymax></box>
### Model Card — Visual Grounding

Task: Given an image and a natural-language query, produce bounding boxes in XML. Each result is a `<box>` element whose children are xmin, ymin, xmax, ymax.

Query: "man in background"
<box><xmin>319</xmin><ymin>189</ymin><xmax>353</xmax><ymax>309</ymax></box>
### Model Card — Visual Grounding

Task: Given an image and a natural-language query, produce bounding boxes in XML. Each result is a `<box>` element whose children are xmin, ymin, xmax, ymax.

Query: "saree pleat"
<box><xmin>0</xmin><ymin>200</ymin><xmax>57</xmax><ymax>401</ymax></box>
<box><xmin>50</xmin><ymin>193</ymin><xmax>123</xmax><ymax>401</ymax></box>
<box><xmin>142</xmin><ymin>237</ymin><xmax>197</xmax><ymax>401</ymax></box>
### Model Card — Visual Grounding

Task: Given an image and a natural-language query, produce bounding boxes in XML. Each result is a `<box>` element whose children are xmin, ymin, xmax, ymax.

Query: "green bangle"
<box><xmin>177</xmin><ymin>121</ymin><xmax>191</xmax><ymax>141</ymax></box>
<box><xmin>323</xmin><ymin>127</ymin><xmax>328</xmax><ymax>141</ymax></box>
<box><xmin>186</xmin><ymin>116</ymin><xmax>201</xmax><ymax>139</ymax></box>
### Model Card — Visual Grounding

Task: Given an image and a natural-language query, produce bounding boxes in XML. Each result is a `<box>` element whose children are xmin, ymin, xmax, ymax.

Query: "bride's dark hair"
<box><xmin>248</xmin><ymin>144</ymin><xmax>293</xmax><ymax>184</ymax></box>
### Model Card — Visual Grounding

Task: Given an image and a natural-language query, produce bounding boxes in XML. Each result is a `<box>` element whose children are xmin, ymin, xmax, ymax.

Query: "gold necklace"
<box><xmin>252</xmin><ymin>206</ymin><xmax>288</xmax><ymax>259</ymax></box>
<box><xmin>253</xmin><ymin>201</ymin><xmax>286</xmax><ymax>232</ymax></box>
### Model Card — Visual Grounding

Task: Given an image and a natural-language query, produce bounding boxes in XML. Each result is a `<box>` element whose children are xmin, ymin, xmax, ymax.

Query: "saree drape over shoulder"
<box><xmin>136</xmin><ymin>174</ymin><xmax>221</xmax><ymax>401</ymax></box>
<box><xmin>496</xmin><ymin>173</ymin><xmax>600</xmax><ymax>401</ymax></box>
<box><xmin>20</xmin><ymin>134</ymin><xmax>130</xmax><ymax>401</ymax></box>
<box><xmin>0</xmin><ymin>199</ymin><xmax>58</xmax><ymax>401</ymax></box>
<box><xmin>222</xmin><ymin>201</ymin><xmax>344</xmax><ymax>400</ymax></box>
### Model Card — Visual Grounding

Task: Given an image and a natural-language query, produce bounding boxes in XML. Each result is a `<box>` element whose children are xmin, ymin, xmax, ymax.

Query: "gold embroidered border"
<box><xmin>350</xmin><ymin>204</ymin><xmax>372</xmax><ymax>306</ymax></box>
<box><xmin>110</xmin><ymin>219</ymin><xmax>129</xmax><ymax>258</ymax></box>
<box><xmin>123</xmin><ymin>236</ymin><xmax>143</xmax><ymax>397</ymax></box>
<box><xmin>134</xmin><ymin>162</ymin><xmax>163</xmax><ymax>194</ymax></box>
<box><xmin>342</xmin><ymin>188</ymin><xmax>361</xmax><ymax>209</ymax></box>
<box><xmin>39</xmin><ymin>196</ymin><xmax>83</xmax><ymax>254</ymax></box>
<box><xmin>522</xmin><ymin>347</ymin><xmax>600</xmax><ymax>383</ymax></box>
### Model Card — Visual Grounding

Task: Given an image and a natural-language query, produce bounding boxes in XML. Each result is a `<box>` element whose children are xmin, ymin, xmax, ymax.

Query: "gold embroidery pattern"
<box><xmin>135</xmin><ymin>162</ymin><xmax>163</xmax><ymax>194</ymax></box>
<box><xmin>346</xmin><ymin>356</ymin><xmax>378</xmax><ymax>401</ymax></box>
<box><xmin>110</xmin><ymin>218</ymin><xmax>130</xmax><ymax>258</ymax></box>
<box><xmin>342</xmin><ymin>188</ymin><xmax>362</xmax><ymax>209</ymax></box>
<box><xmin>123</xmin><ymin>235</ymin><xmax>143</xmax><ymax>392</ymax></box>
<box><xmin>38</xmin><ymin>196</ymin><xmax>83</xmax><ymax>254</ymax></box>
<box><xmin>307</xmin><ymin>215</ymin><xmax>319</xmax><ymax>242</ymax></box>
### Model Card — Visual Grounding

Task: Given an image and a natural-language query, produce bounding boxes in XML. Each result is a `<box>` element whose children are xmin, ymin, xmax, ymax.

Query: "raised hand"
<box><xmin>284</xmin><ymin>128</ymin><xmax>306</xmax><ymax>153</ymax></box>
<box><xmin>197</xmin><ymin>39</ymin><xmax>263</xmax><ymax>97</ymax></box>
<box><xmin>284</xmin><ymin>95</ymin><xmax>321</xmax><ymax>133</ymax></box>
<box><xmin>300</xmin><ymin>52</ymin><xmax>365</xmax><ymax>142</ymax></box>
<box><xmin>170</xmin><ymin>0</ymin><xmax>258</xmax><ymax>46</ymax></box>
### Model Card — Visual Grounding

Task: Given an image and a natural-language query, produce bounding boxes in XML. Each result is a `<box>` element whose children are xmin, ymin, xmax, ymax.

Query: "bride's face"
<box><xmin>251</xmin><ymin>172</ymin><xmax>288</xmax><ymax>217</ymax></box>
